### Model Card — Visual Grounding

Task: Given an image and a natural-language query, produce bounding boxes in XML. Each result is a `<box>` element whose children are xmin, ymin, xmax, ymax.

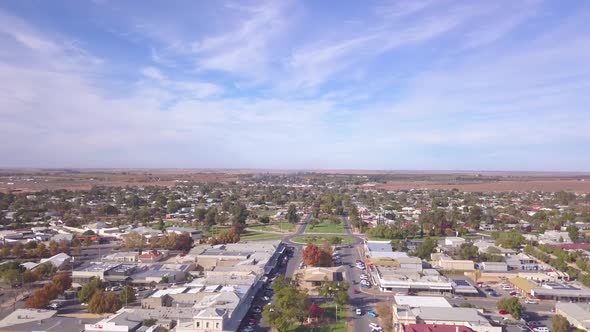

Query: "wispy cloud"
<box><xmin>0</xmin><ymin>1</ymin><xmax>589</xmax><ymax>170</ymax></box>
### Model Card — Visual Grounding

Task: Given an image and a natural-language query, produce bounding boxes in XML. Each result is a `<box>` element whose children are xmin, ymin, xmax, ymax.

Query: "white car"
<box><xmin>533</xmin><ymin>327</ymin><xmax>549</xmax><ymax>332</ymax></box>
<box><xmin>356</xmin><ymin>308</ymin><xmax>362</xmax><ymax>315</ymax></box>
<box><xmin>524</xmin><ymin>299</ymin><xmax>539</xmax><ymax>304</ymax></box>
<box><xmin>369</xmin><ymin>323</ymin><xmax>382</xmax><ymax>331</ymax></box>
<box><xmin>359</xmin><ymin>275</ymin><xmax>368</xmax><ymax>280</ymax></box>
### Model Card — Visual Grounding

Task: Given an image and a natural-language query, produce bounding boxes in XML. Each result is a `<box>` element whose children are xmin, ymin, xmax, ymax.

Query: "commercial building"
<box><xmin>480</xmin><ymin>262</ymin><xmax>508</xmax><ymax>272</ymax></box>
<box><xmin>392</xmin><ymin>296</ymin><xmax>500</xmax><ymax>332</ymax></box>
<box><xmin>294</xmin><ymin>267</ymin><xmax>345</xmax><ymax>294</ymax></box>
<box><xmin>555</xmin><ymin>302</ymin><xmax>590</xmax><ymax>331</ymax></box>
<box><xmin>365</xmin><ymin>240</ymin><xmax>409</xmax><ymax>260</ymax></box>
<box><xmin>505</xmin><ymin>253</ymin><xmax>539</xmax><ymax>271</ymax></box>
<box><xmin>374</xmin><ymin>265</ymin><xmax>454</xmax><ymax>294</ymax></box>
<box><xmin>531</xmin><ymin>282</ymin><xmax>590</xmax><ymax>302</ymax></box>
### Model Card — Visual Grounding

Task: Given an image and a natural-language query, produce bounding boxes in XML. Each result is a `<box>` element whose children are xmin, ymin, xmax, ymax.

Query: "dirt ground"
<box><xmin>375</xmin><ymin>179</ymin><xmax>590</xmax><ymax>193</ymax></box>
<box><xmin>0</xmin><ymin>170</ymin><xmax>237</xmax><ymax>193</ymax></box>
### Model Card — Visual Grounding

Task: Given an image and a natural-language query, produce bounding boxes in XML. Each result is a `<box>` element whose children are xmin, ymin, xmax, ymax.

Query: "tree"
<box><xmin>264</xmin><ymin>283</ymin><xmax>309</xmax><ymax>331</ymax></box>
<box><xmin>11</xmin><ymin>242</ymin><xmax>25</xmax><ymax>257</ymax></box>
<box><xmin>302</xmin><ymin>243</ymin><xmax>322</xmax><ymax>267</ymax></box>
<box><xmin>414</xmin><ymin>237</ymin><xmax>437</xmax><ymax>260</ymax></box>
<box><xmin>52</xmin><ymin>272</ymin><xmax>71</xmax><ymax>292</ymax></box>
<box><xmin>458</xmin><ymin>243</ymin><xmax>479</xmax><ymax>260</ymax></box>
<box><xmin>205</xmin><ymin>208</ymin><xmax>217</xmax><ymax>227</ymax></box>
<box><xmin>497</xmin><ymin>297</ymin><xmax>523</xmax><ymax>319</ymax></box>
<box><xmin>120</xmin><ymin>285</ymin><xmax>136</xmax><ymax>304</ymax></box>
<box><xmin>35</xmin><ymin>243</ymin><xmax>49</xmax><ymax>258</ymax></box>
<box><xmin>568</xmin><ymin>226</ymin><xmax>580</xmax><ymax>243</ymax></box>
<box><xmin>552</xmin><ymin>314</ymin><xmax>571</xmax><ymax>332</ymax></box>
<box><xmin>329</xmin><ymin>236</ymin><xmax>343</xmax><ymax>245</ymax></box>
<box><xmin>259</xmin><ymin>215</ymin><xmax>270</xmax><ymax>224</ymax></box>
<box><xmin>494</xmin><ymin>230</ymin><xmax>524</xmax><ymax>249</ymax></box>
<box><xmin>1</xmin><ymin>268</ymin><xmax>21</xmax><ymax>286</ymax></box>
<box><xmin>79</xmin><ymin>278</ymin><xmax>103</xmax><ymax>303</ymax></box>
<box><xmin>123</xmin><ymin>231</ymin><xmax>146</xmax><ymax>251</ymax></box>
<box><xmin>89</xmin><ymin>291</ymin><xmax>121</xmax><ymax>314</ymax></box>
<box><xmin>286</xmin><ymin>204</ymin><xmax>299</xmax><ymax>224</ymax></box>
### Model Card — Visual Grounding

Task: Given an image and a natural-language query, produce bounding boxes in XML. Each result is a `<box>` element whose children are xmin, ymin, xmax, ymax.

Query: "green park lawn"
<box><xmin>291</xmin><ymin>235</ymin><xmax>354</xmax><ymax>246</ymax></box>
<box><xmin>249</xmin><ymin>222</ymin><xmax>295</xmax><ymax>233</ymax></box>
<box><xmin>305</xmin><ymin>220</ymin><xmax>344</xmax><ymax>234</ymax></box>
<box><xmin>239</xmin><ymin>231</ymin><xmax>283</xmax><ymax>242</ymax></box>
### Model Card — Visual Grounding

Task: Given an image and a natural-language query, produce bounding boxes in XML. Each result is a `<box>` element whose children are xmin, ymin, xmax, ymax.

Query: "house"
<box><xmin>505</xmin><ymin>253</ymin><xmax>539</xmax><ymax>271</ymax></box>
<box><xmin>444</xmin><ymin>237</ymin><xmax>466</xmax><ymax>248</ymax></box>
<box><xmin>480</xmin><ymin>262</ymin><xmax>508</xmax><ymax>272</ymax></box>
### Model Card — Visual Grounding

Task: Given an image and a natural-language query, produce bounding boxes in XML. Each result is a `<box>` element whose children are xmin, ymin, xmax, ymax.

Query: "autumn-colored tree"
<box><xmin>58</xmin><ymin>240</ymin><xmax>71</xmax><ymax>255</ymax></box>
<box><xmin>11</xmin><ymin>242</ymin><xmax>25</xmax><ymax>258</ymax></box>
<box><xmin>23</xmin><ymin>270</ymin><xmax>38</xmax><ymax>283</ymax></box>
<box><xmin>48</xmin><ymin>240</ymin><xmax>60</xmax><ymax>256</ymax></box>
<box><xmin>52</xmin><ymin>272</ymin><xmax>72</xmax><ymax>292</ymax></box>
<box><xmin>35</xmin><ymin>243</ymin><xmax>49</xmax><ymax>258</ymax></box>
<box><xmin>173</xmin><ymin>233</ymin><xmax>194</xmax><ymax>251</ymax></box>
<box><xmin>123</xmin><ymin>231</ymin><xmax>146</xmax><ymax>250</ymax></box>
<box><xmin>302</xmin><ymin>243</ymin><xmax>321</xmax><ymax>267</ymax></box>
<box><xmin>25</xmin><ymin>287</ymin><xmax>51</xmax><ymax>309</ymax></box>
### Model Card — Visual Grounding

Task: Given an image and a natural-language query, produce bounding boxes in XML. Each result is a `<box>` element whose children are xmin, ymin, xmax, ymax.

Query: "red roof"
<box><xmin>554</xmin><ymin>243</ymin><xmax>590</xmax><ymax>250</ymax></box>
<box><xmin>404</xmin><ymin>324</ymin><xmax>473</xmax><ymax>332</ymax></box>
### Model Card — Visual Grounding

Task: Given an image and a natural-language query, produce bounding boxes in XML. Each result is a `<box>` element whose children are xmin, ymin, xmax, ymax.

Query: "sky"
<box><xmin>0</xmin><ymin>0</ymin><xmax>589</xmax><ymax>171</ymax></box>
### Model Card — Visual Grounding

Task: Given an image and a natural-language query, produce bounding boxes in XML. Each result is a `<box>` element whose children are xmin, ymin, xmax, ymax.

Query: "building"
<box><xmin>0</xmin><ymin>309</ymin><xmax>92</xmax><ymax>331</ymax></box>
<box><xmin>555</xmin><ymin>302</ymin><xmax>590</xmax><ymax>331</ymax></box>
<box><xmin>166</xmin><ymin>226</ymin><xmax>203</xmax><ymax>241</ymax></box>
<box><xmin>432</xmin><ymin>255</ymin><xmax>474</xmax><ymax>271</ymax></box>
<box><xmin>538</xmin><ymin>230</ymin><xmax>572</xmax><ymax>245</ymax></box>
<box><xmin>531</xmin><ymin>282</ymin><xmax>590</xmax><ymax>302</ymax></box>
<box><xmin>374</xmin><ymin>266</ymin><xmax>453</xmax><ymax>294</ymax></box>
<box><xmin>365</xmin><ymin>240</ymin><xmax>408</xmax><ymax>259</ymax></box>
<box><xmin>294</xmin><ymin>267</ymin><xmax>345</xmax><ymax>294</ymax></box>
<box><xmin>138</xmin><ymin>250</ymin><xmax>168</xmax><ymax>263</ymax></box>
<box><xmin>404</xmin><ymin>324</ymin><xmax>473</xmax><ymax>332</ymax></box>
<box><xmin>444</xmin><ymin>237</ymin><xmax>466</xmax><ymax>248</ymax></box>
<box><xmin>39</xmin><ymin>252</ymin><xmax>71</xmax><ymax>269</ymax></box>
<box><xmin>480</xmin><ymin>262</ymin><xmax>508</xmax><ymax>272</ymax></box>
<box><xmin>104</xmin><ymin>251</ymin><xmax>139</xmax><ymax>263</ymax></box>
<box><xmin>393</xmin><ymin>296</ymin><xmax>500</xmax><ymax>332</ymax></box>
<box><xmin>505</xmin><ymin>253</ymin><xmax>539</xmax><ymax>271</ymax></box>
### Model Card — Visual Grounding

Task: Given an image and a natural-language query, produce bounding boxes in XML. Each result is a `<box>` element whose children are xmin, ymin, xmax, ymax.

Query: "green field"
<box><xmin>305</xmin><ymin>220</ymin><xmax>344</xmax><ymax>234</ymax></box>
<box><xmin>248</xmin><ymin>222</ymin><xmax>295</xmax><ymax>233</ymax></box>
<box><xmin>289</xmin><ymin>303</ymin><xmax>347</xmax><ymax>332</ymax></box>
<box><xmin>291</xmin><ymin>235</ymin><xmax>354</xmax><ymax>245</ymax></box>
<box><xmin>239</xmin><ymin>231</ymin><xmax>283</xmax><ymax>242</ymax></box>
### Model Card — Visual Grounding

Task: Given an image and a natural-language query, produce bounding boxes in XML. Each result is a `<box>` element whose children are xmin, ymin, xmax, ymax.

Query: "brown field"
<box><xmin>0</xmin><ymin>170</ymin><xmax>237</xmax><ymax>193</ymax></box>
<box><xmin>375</xmin><ymin>179</ymin><xmax>590</xmax><ymax>193</ymax></box>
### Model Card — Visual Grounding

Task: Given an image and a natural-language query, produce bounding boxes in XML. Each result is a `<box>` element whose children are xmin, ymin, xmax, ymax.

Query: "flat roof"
<box><xmin>394</xmin><ymin>296</ymin><xmax>452</xmax><ymax>308</ymax></box>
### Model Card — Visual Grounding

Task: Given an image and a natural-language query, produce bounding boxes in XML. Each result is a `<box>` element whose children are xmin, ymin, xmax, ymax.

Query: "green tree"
<box><xmin>458</xmin><ymin>243</ymin><xmax>479</xmax><ymax>260</ymax></box>
<box><xmin>263</xmin><ymin>284</ymin><xmax>309</xmax><ymax>331</ymax></box>
<box><xmin>78</xmin><ymin>278</ymin><xmax>103</xmax><ymax>303</ymax></box>
<box><xmin>497</xmin><ymin>297</ymin><xmax>523</xmax><ymax>319</ymax></box>
<box><xmin>414</xmin><ymin>237</ymin><xmax>437</xmax><ymax>260</ymax></box>
<box><xmin>286</xmin><ymin>204</ymin><xmax>299</xmax><ymax>224</ymax></box>
<box><xmin>567</xmin><ymin>226</ymin><xmax>580</xmax><ymax>243</ymax></box>
<box><xmin>552</xmin><ymin>314</ymin><xmax>570</xmax><ymax>332</ymax></box>
<box><xmin>120</xmin><ymin>285</ymin><xmax>136</xmax><ymax>304</ymax></box>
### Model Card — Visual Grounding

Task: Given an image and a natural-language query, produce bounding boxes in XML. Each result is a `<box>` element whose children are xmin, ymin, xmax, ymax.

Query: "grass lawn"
<box><xmin>291</xmin><ymin>235</ymin><xmax>354</xmax><ymax>245</ymax></box>
<box><xmin>248</xmin><ymin>222</ymin><xmax>295</xmax><ymax>233</ymax></box>
<box><xmin>289</xmin><ymin>303</ymin><xmax>347</xmax><ymax>332</ymax></box>
<box><xmin>305</xmin><ymin>220</ymin><xmax>344</xmax><ymax>234</ymax></box>
<box><xmin>239</xmin><ymin>231</ymin><xmax>283</xmax><ymax>242</ymax></box>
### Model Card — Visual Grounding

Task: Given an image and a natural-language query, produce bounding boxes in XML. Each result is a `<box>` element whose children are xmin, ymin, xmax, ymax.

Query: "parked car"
<box><xmin>369</xmin><ymin>323</ymin><xmax>382</xmax><ymax>331</ymax></box>
<box><xmin>525</xmin><ymin>299</ymin><xmax>539</xmax><ymax>304</ymax></box>
<box><xmin>533</xmin><ymin>327</ymin><xmax>549</xmax><ymax>332</ymax></box>
<box><xmin>356</xmin><ymin>308</ymin><xmax>362</xmax><ymax>316</ymax></box>
<box><xmin>367</xmin><ymin>310</ymin><xmax>378</xmax><ymax>317</ymax></box>
<box><xmin>499</xmin><ymin>310</ymin><xmax>508</xmax><ymax>315</ymax></box>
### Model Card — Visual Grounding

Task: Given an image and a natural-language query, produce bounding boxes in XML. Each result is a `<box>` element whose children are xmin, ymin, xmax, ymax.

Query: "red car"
<box><xmin>499</xmin><ymin>310</ymin><xmax>508</xmax><ymax>315</ymax></box>
<box><xmin>354</xmin><ymin>289</ymin><xmax>360</xmax><ymax>294</ymax></box>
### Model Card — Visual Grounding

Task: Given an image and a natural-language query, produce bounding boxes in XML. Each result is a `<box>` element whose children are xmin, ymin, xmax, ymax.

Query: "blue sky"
<box><xmin>0</xmin><ymin>0</ymin><xmax>589</xmax><ymax>171</ymax></box>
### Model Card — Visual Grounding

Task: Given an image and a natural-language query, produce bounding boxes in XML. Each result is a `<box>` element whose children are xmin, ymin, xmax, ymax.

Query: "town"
<box><xmin>0</xmin><ymin>172</ymin><xmax>589</xmax><ymax>332</ymax></box>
